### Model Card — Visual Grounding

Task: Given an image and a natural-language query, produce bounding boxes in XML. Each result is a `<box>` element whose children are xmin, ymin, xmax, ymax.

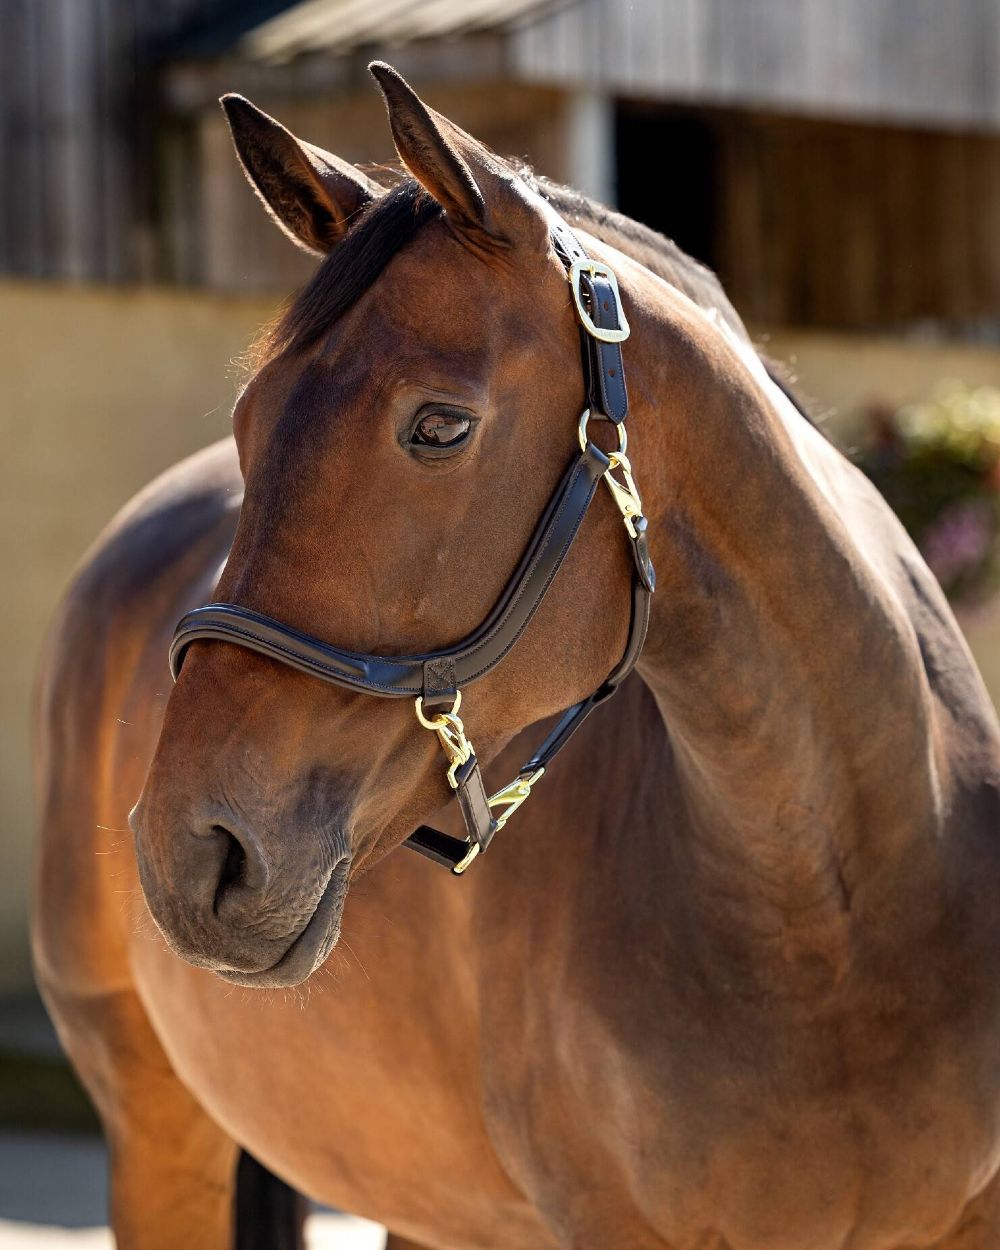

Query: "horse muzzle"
<box><xmin>129</xmin><ymin>795</ymin><xmax>350</xmax><ymax>987</ymax></box>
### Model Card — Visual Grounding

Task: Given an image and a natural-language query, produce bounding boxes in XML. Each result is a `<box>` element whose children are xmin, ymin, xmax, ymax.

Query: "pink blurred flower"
<box><xmin>920</xmin><ymin>499</ymin><xmax>995</xmax><ymax>589</ymax></box>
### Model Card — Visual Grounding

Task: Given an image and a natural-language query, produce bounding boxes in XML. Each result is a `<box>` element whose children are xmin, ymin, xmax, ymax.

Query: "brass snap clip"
<box><xmin>414</xmin><ymin>690</ymin><xmax>474</xmax><ymax>790</ymax></box>
<box><xmin>415</xmin><ymin>692</ymin><xmax>547</xmax><ymax>872</ymax></box>
<box><xmin>487</xmin><ymin>768</ymin><xmax>545</xmax><ymax>834</ymax></box>
<box><xmin>577</xmin><ymin>410</ymin><xmax>646</xmax><ymax>541</ymax></box>
<box><xmin>604</xmin><ymin>450</ymin><xmax>645</xmax><ymax>542</ymax></box>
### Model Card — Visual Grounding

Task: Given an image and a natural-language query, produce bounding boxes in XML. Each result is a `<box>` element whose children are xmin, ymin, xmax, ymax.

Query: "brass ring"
<box><xmin>415</xmin><ymin>689</ymin><xmax>462</xmax><ymax>730</ymax></box>
<box><xmin>577</xmin><ymin>409</ymin><xmax>627</xmax><ymax>456</ymax></box>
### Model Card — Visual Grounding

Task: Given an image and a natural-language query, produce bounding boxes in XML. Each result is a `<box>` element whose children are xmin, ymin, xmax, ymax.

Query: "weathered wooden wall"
<box><xmin>514</xmin><ymin>0</ymin><xmax>1000</xmax><ymax>131</ymax></box>
<box><xmin>713</xmin><ymin>113</ymin><xmax>1000</xmax><ymax>331</ymax></box>
<box><xmin>9</xmin><ymin>0</ymin><xmax>1000</xmax><ymax>318</ymax></box>
<box><xmin>0</xmin><ymin>0</ymin><xmax>217</xmax><ymax>283</ymax></box>
<box><xmin>186</xmin><ymin>79</ymin><xmax>1000</xmax><ymax>330</ymax></box>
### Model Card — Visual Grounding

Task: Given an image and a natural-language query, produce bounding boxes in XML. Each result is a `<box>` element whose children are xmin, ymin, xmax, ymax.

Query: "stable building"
<box><xmin>6</xmin><ymin>0</ymin><xmax>1000</xmax><ymax>990</ymax></box>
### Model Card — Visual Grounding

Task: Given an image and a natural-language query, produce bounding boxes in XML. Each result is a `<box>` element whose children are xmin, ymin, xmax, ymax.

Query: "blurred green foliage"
<box><xmin>856</xmin><ymin>383</ymin><xmax>1000</xmax><ymax>605</ymax></box>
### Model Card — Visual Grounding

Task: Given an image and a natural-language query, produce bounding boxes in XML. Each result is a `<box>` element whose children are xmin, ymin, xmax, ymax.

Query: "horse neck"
<box><xmin>610</xmin><ymin>258</ymin><xmax>946</xmax><ymax>970</ymax></box>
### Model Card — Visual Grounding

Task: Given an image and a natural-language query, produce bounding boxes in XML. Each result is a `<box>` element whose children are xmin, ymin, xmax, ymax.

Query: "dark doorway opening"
<box><xmin>615</xmin><ymin>103</ymin><xmax>719</xmax><ymax>271</ymax></box>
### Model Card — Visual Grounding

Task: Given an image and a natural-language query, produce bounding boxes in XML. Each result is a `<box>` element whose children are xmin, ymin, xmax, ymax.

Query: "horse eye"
<box><xmin>411</xmin><ymin>412</ymin><xmax>472</xmax><ymax>448</ymax></box>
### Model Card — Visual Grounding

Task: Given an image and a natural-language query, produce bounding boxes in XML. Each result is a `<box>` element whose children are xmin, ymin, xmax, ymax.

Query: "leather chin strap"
<box><xmin>169</xmin><ymin>210</ymin><xmax>655</xmax><ymax>874</ymax></box>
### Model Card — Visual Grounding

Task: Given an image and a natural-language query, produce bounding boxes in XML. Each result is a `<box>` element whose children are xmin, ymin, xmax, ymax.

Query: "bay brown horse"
<box><xmin>33</xmin><ymin>64</ymin><xmax>1000</xmax><ymax>1250</ymax></box>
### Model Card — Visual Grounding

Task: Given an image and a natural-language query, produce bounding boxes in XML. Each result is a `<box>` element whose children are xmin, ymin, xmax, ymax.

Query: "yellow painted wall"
<box><xmin>0</xmin><ymin>282</ymin><xmax>275</xmax><ymax>990</ymax></box>
<box><xmin>758</xmin><ymin>327</ymin><xmax>1000</xmax><ymax>446</ymax></box>
<box><xmin>5</xmin><ymin>282</ymin><xmax>1000</xmax><ymax>989</ymax></box>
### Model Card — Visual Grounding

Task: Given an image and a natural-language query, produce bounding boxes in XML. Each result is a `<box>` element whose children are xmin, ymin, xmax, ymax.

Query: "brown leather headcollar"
<box><xmin>170</xmin><ymin>211</ymin><xmax>655</xmax><ymax>873</ymax></box>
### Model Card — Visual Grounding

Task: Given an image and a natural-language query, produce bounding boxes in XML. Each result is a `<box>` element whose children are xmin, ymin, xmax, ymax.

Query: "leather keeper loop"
<box><xmin>421</xmin><ymin>657</ymin><xmax>458</xmax><ymax>711</ymax></box>
<box><xmin>453</xmin><ymin>755</ymin><xmax>495</xmax><ymax>853</ymax></box>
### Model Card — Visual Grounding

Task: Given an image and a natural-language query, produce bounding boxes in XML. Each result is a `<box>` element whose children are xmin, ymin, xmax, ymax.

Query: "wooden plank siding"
<box><xmin>708</xmin><ymin>112</ymin><xmax>1000</xmax><ymax>331</ymax></box>
<box><xmin>513</xmin><ymin>0</ymin><xmax>1000</xmax><ymax>132</ymax></box>
<box><xmin>0</xmin><ymin>0</ymin><xmax>207</xmax><ymax>282</ymax></box>
<box><xmin>5</xmin><ymin>0</ymin><xmax>1000</xmax><ymax>336</ymax></box>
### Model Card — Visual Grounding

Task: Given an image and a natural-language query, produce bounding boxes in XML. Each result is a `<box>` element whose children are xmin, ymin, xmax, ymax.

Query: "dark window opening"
<box><xmin>614</xmin><ymin>103</ymin><xmax>719</xmax><ymax>271</ymax></box>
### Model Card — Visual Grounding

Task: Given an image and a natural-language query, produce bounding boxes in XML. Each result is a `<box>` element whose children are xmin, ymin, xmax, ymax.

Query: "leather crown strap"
<box><xmin>169</xmin><ymin>213</ymin><xmax>655</xmax><ymax>874</ymax></box>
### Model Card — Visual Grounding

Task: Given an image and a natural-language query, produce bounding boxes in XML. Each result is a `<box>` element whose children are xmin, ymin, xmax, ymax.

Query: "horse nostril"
<box><xmin>208</xmin><ymin>820</ymin><xmax>272</xmax><ymax>918</ymax></box>
<box><xmin>213</xmin><ymin>826</ymin><xmax>247</xmax><ymax>913</ymax></box>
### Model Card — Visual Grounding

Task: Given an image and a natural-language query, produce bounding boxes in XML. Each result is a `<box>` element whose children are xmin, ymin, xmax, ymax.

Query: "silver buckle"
<box><xmin>568</xmin><ymin>259</ymin><xmax>630</xmax><ymax>344</ymax></box>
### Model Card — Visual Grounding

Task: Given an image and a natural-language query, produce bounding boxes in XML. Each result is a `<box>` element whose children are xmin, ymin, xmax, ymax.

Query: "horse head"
<box><xmin>130</xmin><ymin>65</ymin><xmax>639</xmax><ymax>987</ymax></box>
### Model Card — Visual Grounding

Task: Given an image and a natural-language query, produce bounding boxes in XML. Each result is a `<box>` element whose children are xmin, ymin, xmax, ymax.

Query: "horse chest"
<box><xmin>476</xmin><ymin>967</ymin><xmax>1000</xmax><ymax>1250</ymax></box>
<box><xmin>131</xmin><ymin>895</ymin><xmax>559</xmax><ymax>1249</ymax></box>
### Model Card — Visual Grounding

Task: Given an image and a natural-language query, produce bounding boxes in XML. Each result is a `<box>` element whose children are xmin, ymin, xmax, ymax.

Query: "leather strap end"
<box><xmin>404</xmin><ymin>826</ymin><xmax>474</xmax><ymax>872</ymax></box>
<box><xmin>630</xmin><ymin>515</ymin><xmax>656</xmax><ymax>593</ymax></box>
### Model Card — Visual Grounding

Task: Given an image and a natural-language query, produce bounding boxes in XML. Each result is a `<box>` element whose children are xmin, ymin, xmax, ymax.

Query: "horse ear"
<box><xmin>220</xmin><ymin>94</ymin><xmax>384</xmax><ymax>255</ymax></box>
<box><xmin>368</xmin><ymin>62</ymin><xmax>547</xmax><ymax>253</ymax></box>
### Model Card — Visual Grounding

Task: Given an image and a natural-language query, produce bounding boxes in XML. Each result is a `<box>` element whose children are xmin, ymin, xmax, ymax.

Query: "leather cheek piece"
<box><xmin>548</xmin><ymin>214</ymin><xmax>628</xmax><ymax>423</ymax></box>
